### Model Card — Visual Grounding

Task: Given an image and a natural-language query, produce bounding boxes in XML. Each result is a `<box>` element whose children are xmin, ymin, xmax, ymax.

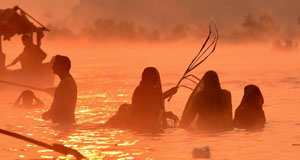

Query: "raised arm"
<box><xmin>13</xmin><ymin>94</ymin><xmax>22</xmax><ymax>106</ymax></box>
<box><xmin>34</xmin><ymin>96</ymin><xmax>44</xmax><ymax>106</ymax></box>
<box><xmin>162</xmin><ymin>87</ymin><xmax>178</xmax><ymax>100</ymax></box>
<box><xmin>6</xmin><ymin>54</ymin><xmax>21</xmax><ymax>68</ymax></box>
<box><xmin>37</xmin><ymin>47</ymin><xmax>47</xmax><ymax>62</ymax></box>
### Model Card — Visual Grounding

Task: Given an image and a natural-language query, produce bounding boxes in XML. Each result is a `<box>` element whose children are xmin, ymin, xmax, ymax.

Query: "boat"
<box><xmin>0</xmin><ymin>6</ymin><xmax>54</xmax><ymax>89</ymax></box>
<box><xmin>0</xmin><ymin>62</ymin><xmax>55</xmax><ymax>88</ymax></box>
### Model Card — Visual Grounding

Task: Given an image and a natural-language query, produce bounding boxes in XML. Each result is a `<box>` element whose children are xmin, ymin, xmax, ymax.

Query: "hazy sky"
<box><xmin>1</xmin><ymin>0</ymin><xmax>300</xmax><ymax>42</ymax></box>
<box><xmin>2</xmin><ymin>0</ymin><xmax>299</xmax><ymax>24</ymax></box>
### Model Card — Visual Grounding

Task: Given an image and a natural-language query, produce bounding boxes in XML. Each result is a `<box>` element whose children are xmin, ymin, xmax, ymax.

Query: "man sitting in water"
<box><xmin>6</xmin><ymin>35</ymin><xmax>47</xmax><ymax>70</ymax></box>
<box><xmin>42</xmin><ymin>55</ymin><xmax>77</xmax><ymax>124</ymax></box>
<box><xmin>14</xmin><ymin>90</ymin><xmax>44</xmax><ymax>107</ymax></box>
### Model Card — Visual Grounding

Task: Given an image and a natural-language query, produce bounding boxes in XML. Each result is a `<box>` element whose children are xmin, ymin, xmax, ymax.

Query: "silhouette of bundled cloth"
<box><xmin>234</xmin><ymin>85</ymin><xmax>266</xmax><ymax>130</ymax></box>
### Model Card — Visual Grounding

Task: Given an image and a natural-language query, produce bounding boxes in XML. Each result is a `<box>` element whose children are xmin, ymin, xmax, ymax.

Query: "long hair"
<box><xmin>140</xmin><ymin>67</ymin><xmax>163</xmax><ymax>94</ymax></box>
<box><xmin>195</xmin><ymin>70</ymin><xmax>231</xmax><ymax>130</ymax></box>
<box><xmin>200</xmin><ymin>70</ymin><xmax>224</xmax><ymax>108</ymax></box>
<box><xmin>240</xmin><ymin>84</ymin><xmax>264</xmax><ymax>110</ymax></box>
<box><xmin>130</xmin><ymin>67</ymin><xmax>165</xmax><ymax>129</ymax></box>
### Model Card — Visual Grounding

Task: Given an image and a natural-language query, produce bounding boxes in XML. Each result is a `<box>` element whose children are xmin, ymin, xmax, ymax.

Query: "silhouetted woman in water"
<box><xmin>128</xmin><ymin>67</ymin><xmax>178</xmax><ymax>131</ymax></box>
<box><xmin>180</xmin><ymin>70</ymin><xmax>233</xmax><ymax>131</ymax></box>
<box><xmin>234</xmin><ymin>84</ymin><xmax>266</xmax><ymax>130</ymax></box>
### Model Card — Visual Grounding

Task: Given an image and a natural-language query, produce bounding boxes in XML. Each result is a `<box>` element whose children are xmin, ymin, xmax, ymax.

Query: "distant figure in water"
<box><xmin>120</xmin><ymin>67</ymin><xmax>179</xmax><ymax>131</ymax></box>
<box><xmin>180</xmin><ymin>70</ymin><xmax>233</xmax><ymax>131</ymax></box>
<box><xmin>14</xmin><ymin>90</ymin><xmax>44</xmax><ymax>107</ymax></box>
<box><xmin>42</xmin><ymin>55</ymin><xmax>77</xmax><ymax>124</ymax></box>
<box><xmin>233</xmin><ymin>85</ymin><xmax>266</xmax><ymax>130</ymax></box>
<box><xmin>6</xmin><ymin>35</ymin><xmax>46</xmax><ymax>70</ymax></box>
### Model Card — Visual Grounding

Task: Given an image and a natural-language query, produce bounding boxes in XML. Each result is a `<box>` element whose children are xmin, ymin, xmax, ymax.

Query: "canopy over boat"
<box><xmin>0</xmin><ymin>6</ymin><xmax>49</xmax><ymax>52</ymax></box>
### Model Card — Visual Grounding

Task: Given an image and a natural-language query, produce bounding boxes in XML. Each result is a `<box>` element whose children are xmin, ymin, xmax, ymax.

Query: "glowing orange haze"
<box><xmin>1</xmin><ymin>1</ymin><xmax>300</xmax><ymax>159</ymax></box>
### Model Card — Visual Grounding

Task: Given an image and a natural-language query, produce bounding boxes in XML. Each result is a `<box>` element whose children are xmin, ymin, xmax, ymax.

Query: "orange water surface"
<box><xmin>0</xmin><ymin>41</ymin><xmax>300</xmax><ymax>159</ymax></box>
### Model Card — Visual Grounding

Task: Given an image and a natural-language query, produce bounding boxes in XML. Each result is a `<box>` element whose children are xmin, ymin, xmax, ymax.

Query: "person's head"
<box><xmin>21</xmin><ymin>35</ymin><xmax>33</xmax><ymax>46</ymax></box>
<box><xmin>140</xmin><ymin>67</ymin><xmax>161</xmax><ymax>87</ymax></box>
<box><xmin>52</xmin><ymin>55</ymin><xmax>71</xmax><ymax>76</ymax></box>
<box><xmin>241</xmin><ymin>84</ymin><xmax>264</xmax><ymax>108</ymax></box>
<box><xmin>198</xmin><ymin>70</ymin><xmax>224</xmax><ymax>108</ymax></box>
<box><xmin>20</xmin><ymin>90</ymin><xmax>35</xmax><ymax>105</ymax></box>
<box><xmin>202</xmin><ymin>70</ymin><xmax>221</xmax><ymax>91</ymax></box>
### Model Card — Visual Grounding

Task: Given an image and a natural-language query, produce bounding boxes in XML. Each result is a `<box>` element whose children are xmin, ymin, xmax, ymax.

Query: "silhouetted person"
<box><xmin>105</xmin><ymin>104</ymin><xmax>179</xmax><ymax>129</ymax></box>
<box><xmin>6</xmin><ymin>35</ymin><xmax>46</xmax><ymax>70</ymax></box>
<box><xmin>42</xmin><ymin>55</ymin><xmax>77</xmax><ymax>124</ymax></box>
<box><xmin>0</xmin><ymin>51</ymin><xmax>5</xmax><ymax>72</ymax></box>
<box><xmin>180</xmin><ymin>70</ymin><xmax>232</xmax><ymax>131</ymax></box>
<box><xmin>105</xmin><ymin>103</ymin><xmax>132</xmax><ymax>128</ymax></box>
<box><xmin>233</xmin><ymin>85</ymin><xmax>266</xmax><ymax>130</ymax></box>
<box><xmin>14</xmin><ymin>90</ymin><xmax>44</xmax><ymax>107</ymax></box>
<box><xmin>127</xmin><ymin>67</ymin><xmax>178</xmax><ymax>131</ymax></box>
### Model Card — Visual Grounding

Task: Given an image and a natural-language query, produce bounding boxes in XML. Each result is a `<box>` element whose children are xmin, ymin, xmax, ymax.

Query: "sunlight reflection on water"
<box><xmin>1</xmin><ymin>44</ymin><xmax>300</xmax><ymax>159</ymax></box>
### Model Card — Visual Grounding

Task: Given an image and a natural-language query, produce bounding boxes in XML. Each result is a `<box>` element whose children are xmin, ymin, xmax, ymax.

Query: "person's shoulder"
<box><xmin>222</xmin><ymin>89</ymin><xmax>231</xmax><ymax>94</ymax></box>
<box><xmin>32</xmin><ymin>44</ymin><xmax>40</xmax><ymax>48</ymax></box>
<box><xmin>133</xmin><ymin>85</ymin><xmax>142</xmax><ymax>93</ymax></box>
<box><xmin>135</xmin><ymin>84</ymin><xmax>143</xmax><ymax>90</ymax></box>
<box><xmin>26</xmin><ymin>44</ymin><xmax>39</xmax><ymax>49</ymax></box>
<box><xmin>222</xmin><ymin>89</ymin><xmax>231</xmax><ymax>97</ymax></box>
<box><xmin>235</xmin><ymin>104</ymin><xmax>244</xmax><ymax>113</ymax></box>
<box><xmin>67</xmin><ymin>75</ymin><xmax>77</xmax><ymax>86</ymax></box>
<box><xmin>23</xmin><ymin>45</ymin><xmax>36</xmax><ymax>52</ymax></box>
<box><xmin>60</xmin><ymin>75</ymin><xmax>77</xmax><ymax>87</ymax></box>
<box><xmin>133</xmin><ymin>85</ymin><xmax>147</xmax><ymax>98</ymax></box>
<box><xmin>62</xmin><ymin>74</ymin><xmax>75</xmax><ymax>82</ymax></box>
<box><xmin>67</xmin><ymin>74</ymin><xmax>76</xmax><ymax>81</ymax></box>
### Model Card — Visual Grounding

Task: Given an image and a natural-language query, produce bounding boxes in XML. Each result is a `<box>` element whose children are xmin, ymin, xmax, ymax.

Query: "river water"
<box><xmin>0</xmin><ymin>41</ymin><xmax>300</xmax><ymax>159</ymax></box>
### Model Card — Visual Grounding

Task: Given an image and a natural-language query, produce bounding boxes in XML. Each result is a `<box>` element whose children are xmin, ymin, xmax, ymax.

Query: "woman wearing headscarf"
<box><xmin>128</xmin><ymin>67</ymin><xmax>178</xmax><ymax>131</ymax></box>
<box><xmin>233</xmin><ymin>85</ymin><xmax>266</xmax><ymax>130</ymax></box>
<box><xmin>180</xmin><ymin>70</ymin><xmax>233</xmax><ymax>131</ymax></box>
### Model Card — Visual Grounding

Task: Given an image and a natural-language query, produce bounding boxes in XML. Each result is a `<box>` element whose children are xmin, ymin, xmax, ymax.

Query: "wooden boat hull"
<box><xmin>0</xmin><ymin>62</ymin><xmax>55</xmax><ymax>89</ymax></box>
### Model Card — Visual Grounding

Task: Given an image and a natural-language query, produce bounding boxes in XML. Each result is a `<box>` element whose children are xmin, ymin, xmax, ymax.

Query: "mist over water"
<box><xmin>3</xmin><ymin>0</ymin><xmax>300</xmax><ymax>44</ymax></box>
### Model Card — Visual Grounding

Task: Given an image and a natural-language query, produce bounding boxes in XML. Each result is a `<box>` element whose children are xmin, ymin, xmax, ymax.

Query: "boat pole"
<box><xmin>0</xmin><ymin>79</ymin><xmax>44</xmax><ymax>91</ymax></box>
<box><xmin>0</xmin><ymin>128</ymin><xmax>86</xmax><ymax>159</ymax></box>
<box><xmin>0</xmin><ymin>35</ymin><xmax>2</xmax><ymax>53</ymax></box>
<box><xmin>0</xmin><ymin>80</ymin><xmax>56</xmax><ymax>96</ymax></box>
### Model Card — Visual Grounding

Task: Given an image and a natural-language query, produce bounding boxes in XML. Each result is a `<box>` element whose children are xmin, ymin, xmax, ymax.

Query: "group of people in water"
<box><xmin>105</xmin><ymin>68</ymin><xmax>266</xmax><ymax>132</ymax></box>
<box><xmin>4</xmin><ymin>35</ymin><xmax>266</xmax><ymax>132</ymax></box>
<box><xmin>179</xmin><ymin>70</ymin><xmax>266</xmax><ymax>131</ymax></box>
